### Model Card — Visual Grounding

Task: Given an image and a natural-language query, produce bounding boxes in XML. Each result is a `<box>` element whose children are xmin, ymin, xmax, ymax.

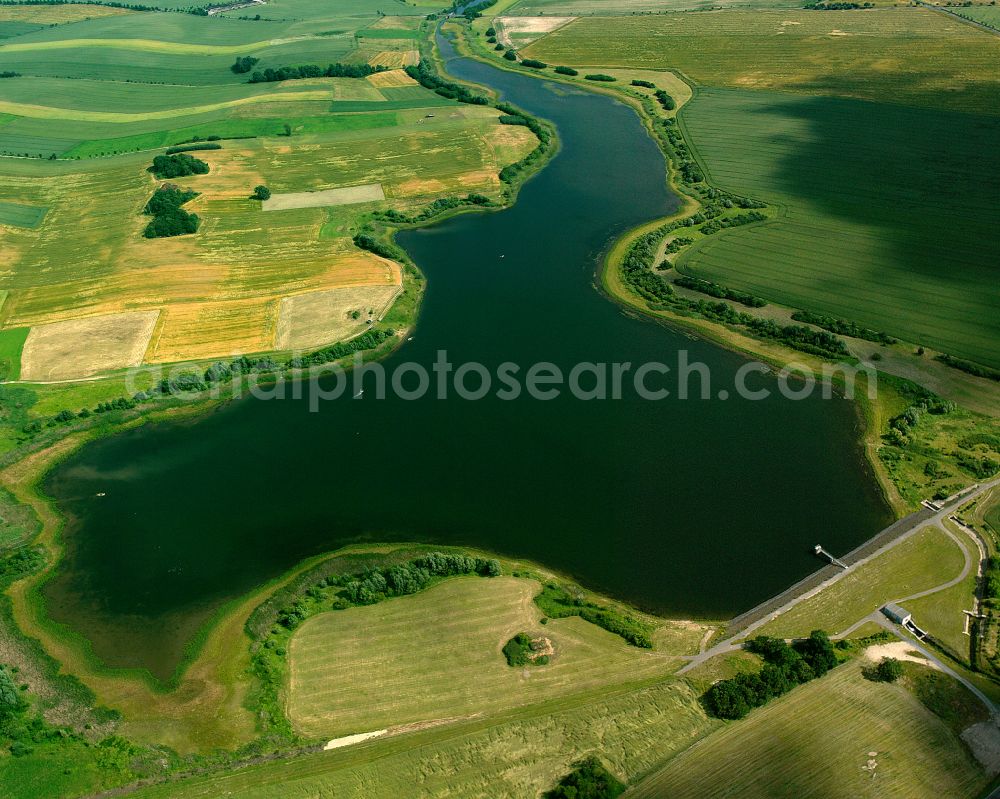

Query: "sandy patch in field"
<box><xmin>498</xmin><ymin>16</ymin><xmax>576</xmax><ymax>35</ymax></box>
<box><xmin>19</xmin><ymin>310</ymin><xmax>158</xmax><ymax>381</ymax></box>
<box><xmin>275</xmin><ymin>283</ymin><xmax>401</xmax><ymax>351</ymax></box>
<box><xmin>263</xmin><ymin>184</ymin><xmax>385</xmax><ymax>211</ymax></box>
<box><xmin>962</xmin><ymin>722</ymin><xmax>1000</xmax><ymax>775</ymax></box>
<box><xmin>828</xmin><ymin>29</ymin><xmax>853</xmax><ymax>36</ymax></box>
<box><xmin>367</xmin><ymin>50</ymin><xmax>419</xmax><ymax>69</ymax></box>
<box><xmin>323</xmin><ymin>729</ymin><xmax>387</xmax><ymax>750</ymax></box>
<box><xmin>367</xmin><ymin>68</ymin><xmax>418</xmax><ymax>88</ymax></box>
<box><xmin>863</xmin><ymin>641</ymin><xmax>939</xmax><ymax>669</ymax></box>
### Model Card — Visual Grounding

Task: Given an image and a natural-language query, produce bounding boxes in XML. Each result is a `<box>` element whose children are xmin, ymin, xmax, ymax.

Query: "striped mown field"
<box><xmin>287</xmin><ymin>576</ymin><xmax>684</xmax><ymax>738</ymax></box>
<box><xmin>624</xmin><ymin>660</ymin><xmax>987</xmax><ymax>799</ymax></box>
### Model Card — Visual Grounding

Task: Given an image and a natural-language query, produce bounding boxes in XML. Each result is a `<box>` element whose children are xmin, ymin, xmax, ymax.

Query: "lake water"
<box><xmin>41</xmin><ymin>36</ymin><xmax>891</xmax><ymax>680</ymax></box>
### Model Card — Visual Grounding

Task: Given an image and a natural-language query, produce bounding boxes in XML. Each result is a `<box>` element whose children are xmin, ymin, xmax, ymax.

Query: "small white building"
<box><xmin>881</xmin><ymin>603</ymin><xmax>911</xmax><ymax>626</ymax></box>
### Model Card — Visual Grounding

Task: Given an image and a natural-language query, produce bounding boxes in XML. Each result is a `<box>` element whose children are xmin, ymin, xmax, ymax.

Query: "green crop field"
<box><xmin>625</xmin><ymin>660</ymin><xmax>986</xmax><ymax>799</ymax></box>
<box><xmin>288</xmin><ymin>576</ymin><xmax>680</xmax><ymax>738</ymax></box>
<box><xmin>524</xmin><ymin>8</ymin><xmax>1000</xmax><ymax>114</ymax></box>
<box><xmin>0</xmin><ymin>200</ymin><xmax>46</xmax><ymax>228</ymax></box>
<box><xmin>672</xmin><ymin>89</ymin><xmax>1000</xmax><ymax>367</ymax></box>
<box><xmin>941</xmin><ymin>6</ymin><xmax>1000</xmax><ymax>31</ymax></box>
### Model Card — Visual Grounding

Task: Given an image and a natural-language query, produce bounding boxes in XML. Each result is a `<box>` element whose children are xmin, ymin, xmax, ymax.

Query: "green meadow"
<box><xmin>675</xmin><ymin>89</ymin><xmax>1000</xmax><ymax>367</ymax></box>
<box><xmin>525</xmin><ymin>8</ymin><xmax>1000</xmax><ymax>114</ymax></box>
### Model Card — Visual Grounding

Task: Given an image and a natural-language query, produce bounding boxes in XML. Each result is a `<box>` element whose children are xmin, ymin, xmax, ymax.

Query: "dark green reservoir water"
<box><xmin>41</xmin><ymin>38</ymin><xmax>891</xmax><ymax>680</ymax></box>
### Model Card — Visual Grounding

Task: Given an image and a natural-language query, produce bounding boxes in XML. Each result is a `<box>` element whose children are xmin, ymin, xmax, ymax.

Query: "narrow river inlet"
<box><xmin>42</xmin><ymin>35</ymin><xmax>892</xmax><ymax>681</ymax></box>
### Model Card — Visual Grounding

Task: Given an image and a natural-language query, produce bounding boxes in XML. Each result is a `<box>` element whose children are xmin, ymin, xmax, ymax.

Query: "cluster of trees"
<box><xmin>554</xmin><ymin>66</ymin><xmax>578</xmax><ymax>76</ymax></box>
<box><xmin>631</xmin><ymin>79</ymin><xmax>656</xmax><ymax>89</ymax></box>
<box><xmin>230</xmin><ymin>55</ymin><xmax>259</xmax><ymax>74</ymax></box>
<box><xmin>142</xmin><ymin>184</ymin><xmax>200</xmax><ymax>238</ymax></box>
<box><xmin>956</xmin><ymin>451</ymin><xmax>1000</xmax><ymax>479</ymax></box>
<box><xmin>864</xmin><ymin>657</ymin><xmax>903</xmax><ymax>682</ymax></box>
<box><xmin>704</xmin><ymin>632</ymin><xmax>839</xmax><ymax>720</ymax></box>
<box><xmin>699</xmin><ymin>210</ymin><xmax>767</xmax><ymax>234</ymax></box>
<box><xmin>353</xmin><ymin>232</ymin><xmax>403</xmax><ymax>260</ymax></box>
<box><xmin>544</xmin><ymin>757</ymin><xmax>625</xmax><ymax>799</ymax></box>
<box><xmin>743</xmin><ymin>317</ymin><xmax>850</xmax><ymax>358</ymax></box>
<box><xmin>502</xmin><ymin>632</ymin><xmax>548</xmax><ymax>666</ymax></box>
<box><xmin>252</xmin><ymin>184</ymin><xmax>271</xmax><ymax>200</ymax></box>
<box><xmin>0</xmin><ymin>71</ymin><xmax>20</xmax><ymax>79</ymax></box>
<box><xmin>499</xmin><ymin>113</ymin><xmax>528</xmax><ymax>125</ymax></box>
<box><xmin>620</xmin><ymin>225</ymin><xmax>675</xmax><ymax>303</ymax></box>
<box><xmin>806</xmin><ymin>2</ymin><xmax>874</xmax><ymax>8</ymax></box>
<box><xmin>885</xmin><ymin>392</ymin><xmax>955</xmax><ymax>447</ymax></box>
<box><xmin>497</xmin><ymin>101</ymin><xmax>553</xmax><ymax>185</ymax></box>
<box><xmin>375</xmin><ymin>193</ymin><xmax>493</xmax><ymax>225</ymax></box>
<box><xmin>459</xmin><ymin>0</ymin><xmax>496</xmax><ymax>19</ymax></box>
<box><xmin>165</xmin><ymin>142</ymin><xmax>221</xmax><ymax>155</ymax></box>
<box><xmin>663</xmin><ymin>235</ymin><xmax>693</xmax><ymax>255</ymax></box>
<box><xmin>935</xmin><ymin>353</ymin><xmax>1000</xmax><ymax>382</ymax></box>
<box><xmin>286</xmin><ymin>327</ymin><xmax>395</xmax><ymax>369</ymax></box>
<box><xmin>520</xmin><ymin>58</ymin><xmax>548</xmax><ymax>69</ymax></box>
<box><xmin>790</xmin><ymin>310</ymin><xmax>897</xmax><ymax>346</ymax></box>
<box><xmin>149</xmin><ymin>152</ymin><xmax>209</xmax><ymax>179</ymax></box>
<box><xmin>704</xmin><ymin>187</ymin><xmax>767</xmax><ymax>210</ymax></box>
<box><xmin>503</xmin><ymin>49</ymin><xmax>518</xmax><ymax>61</ymax></box>
<box><xmin>674</xmin><ymin>276</ymin><xmax>766</xmax><ymax>308</ymax></box>
<box><xmin>653</xmin><ymin>89</ymin><xmax>675</xmax><ymax>111</ymax></box>
<box><xmin>405</xmin><ymin>58</ymin><xmax>488</xmax><ymax>105</ymax></box>
<box><xmin>535</xmin><ymin>583</ymin><xmax>653</xmax><ymax>648</ymax></box>
<box><xmin>584</xmin><ymin>74</ymin><xmax>616</xmax><ymax>82</ymax></box>
<box><xmin>274</xmin><ymin>552</ymin><xmax>501</xmax><ymax>628</ymax></box>
<box><xmin>249</xmin><ymin>62</ymin><xmax>386</xmax><ymax>83</ymax></box>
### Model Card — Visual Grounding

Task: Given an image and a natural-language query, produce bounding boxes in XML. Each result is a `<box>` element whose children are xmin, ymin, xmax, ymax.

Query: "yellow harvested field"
<box><xmin>286</xmin><ymin>576</ymin><xmax>679</xmax><ymax>739</ymax></box>
<box><xmin>263</xmin><ymin>183</ymin><xmax>385</xmax><ymax>211</ymax></box>
<box><xmin>367</xmin><ymin>68</ymin><xmax>419</xmax><ymax>88</ymax></box>
<box><xmin>0</xmin><ymin>4</ymin><xmax>131</xmax><ymax>22</ymax></box>
<box><xmin>19</xmin><ymin>310</ymin><xmax>158</xmax><ymax>381</ymax></box>
<box><xmin>275</xmin><ymin>283</ymin><xmax>402</xmax><ymax>351</ymax></box>
<box><xmin>148</xmin><ymin>298</ymin><xmax>277</xmax><ymax>363</ymax></box>
<box><xmin>367</xmin><ymin>50</ymin><xmax>419</xmax><ymax>69</ymax></box>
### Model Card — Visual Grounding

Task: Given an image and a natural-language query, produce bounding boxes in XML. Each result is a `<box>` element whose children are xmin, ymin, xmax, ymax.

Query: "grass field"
<box><xmin>288</xmin><ymin>576</ymin><xmax>681</xmax><ymax>738</ymax></box>
<box><xmin>129</xmin><ymin>678</ymin><xmax>715</xmax><ymax>798</ymax></box>
<box><xmin>903</xmin><ymin>528</ymin><xmax>979</xmax><ymax>663</ymax></box>
<box><xmin>756</xmin><ymin>525</ymin><xmax>966</xmax><ymax>638</ymax></box>
<box><xmin>524</xmin><ymin>8</ymin><xmax>1000</xmax><ymax>114</ymax></box>
<box><xmin>669</xmin><ymin>89</ymin><xmax>1000</xmax><ymax>367</ymax></box>
<box><xmin>625</xmin><ymin>660</ymin><xmax>987</xmax><ymax>799</ymax></box>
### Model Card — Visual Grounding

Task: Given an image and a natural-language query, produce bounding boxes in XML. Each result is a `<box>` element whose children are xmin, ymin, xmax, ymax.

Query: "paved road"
<box><xmin>679</xmin><ymin>477</ymin><xmax>1000</xmax><ymax>675</ymax></box>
